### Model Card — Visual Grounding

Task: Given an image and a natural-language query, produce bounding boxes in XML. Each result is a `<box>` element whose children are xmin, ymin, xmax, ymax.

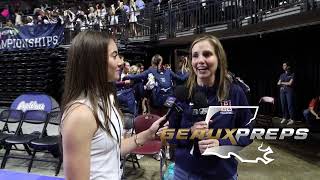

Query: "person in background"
<box><xmin>14</xmin><ymin>10</ymin><xmax>23</xmax><ymax>26</ymax></box>
<box><xmin>123</xmin><ymin>54</ymin><xmax>188</xmax><ymax>116</ymax></box>
<box><xmin>277</xmin><ymin>62</ymin><xmax>295</xmax><ymax>125</ymax></box>
<box><xmin>109</xmin><ymin>4</ymin><xmax>118</xmax><ymax>35</ymax></box>
<box><xmin>303</xmin><ymin>95</ymin><xmax>320</xmax><ymax>132</ymax></box>
<box><xmin>26</xmin><ymin>16</ymin><xmax>34</xmax><ymax>26</ymax></box>
<box><xmin>121</xmin><ymin>61</ymin><xmax>131</xmax><ymax>80</ymax></box>
<box><xmin>61</xmin><ymin>31</ymin><xmax>165</xmax><ymax>180</ymax></box>
<box><xmin>136</xmin><ymin>63</ymin><xmax>145</xmax><ymax>73</ymax></box>
<box><xmin>135</xmin><ymin>63</ymin><xmax>149</xmax><ymax>114</ymax></box>
<box><xmin>176</xmin><ymin>56</ymin><xmax>190</xmax><ymax>86</ymax></box>
<box><xmin>117</xmin><ymin>60</ymin><xmax>136</xmax><ymax>136</ymax></box>
<box><xmin>129</xmin><ymin>0</ymin><xmax>137</xmax><ymax>36</ymax></box>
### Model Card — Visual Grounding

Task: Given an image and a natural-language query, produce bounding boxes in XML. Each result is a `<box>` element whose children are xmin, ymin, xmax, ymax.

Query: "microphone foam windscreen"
<box><xmin>193</xmin><ymin>91</ymin><xmax>208</xmax><ymax>109</ymax></box>
<box><xmin>174</xmin><ymin>85</ymin><xmax>188</xmax><ymax>102</ymax></box>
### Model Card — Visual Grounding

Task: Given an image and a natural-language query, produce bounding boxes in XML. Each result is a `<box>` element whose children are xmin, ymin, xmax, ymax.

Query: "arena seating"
<box><xmin>0</xmin><ymin>48</ymin><xmax>67</xmax><ymax>107</ymax></box>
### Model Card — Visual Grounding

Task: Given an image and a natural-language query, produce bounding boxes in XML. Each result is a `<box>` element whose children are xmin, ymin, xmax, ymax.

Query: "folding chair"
<box><xmin>28</xmin><ymin>111</ymin><xmax>62</xmax><ymax>176</ymax></box>
<box><xmin>1</xmin><ymin>110</ymin><xmax>48</xmax><ymax>169</ymax></box>
<box><xmin>255</xmin><ymin>96</ymin><xmax>275</xmax><ymax>127</ymax></box>
<box><xmin>124</xmin><ymin>114</ymin><xmax>167</xmax><ymax>179</ymax></box>
<box><xmin>0</xmin><ymin>110</ymin><xmax>24</xmax><ymax>149</ymax></box>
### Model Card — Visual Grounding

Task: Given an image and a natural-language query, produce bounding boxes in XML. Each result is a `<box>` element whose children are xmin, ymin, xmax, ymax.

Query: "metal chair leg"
<box><xmin>134</xmin><ymin>154</ymin><xmax>140</xmax><ymax>168</ymax></box>
<box><xmin>23</xmin><ymin>144</ymin><xmax>32</xmax><ymax>155</ymax></box>
<box><xmin>131</xmin><ymin>154</ymin><xmax>136</xmax><ymax>169</ymax></box>
<box><xmin>55</xmin><ymin>157</ymin><xmax>63</xmax><ymax>176</ymax></box>
<box><xmin>27</xmin><ymin>148</ymin><xmax>37</xmax><ymax>173</ymax></box>
<box><xmin>1</xmin><ymin>144</ymin><xmax>12</xmax><ymax>169</ymax></box>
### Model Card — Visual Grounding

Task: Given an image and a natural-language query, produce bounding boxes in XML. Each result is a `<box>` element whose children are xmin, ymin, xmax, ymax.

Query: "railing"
<box><xmin>2</xmin><ymin>0</ymin><xmax>317</xmax><ymax>45</ymax></box>
<box><xmin>150</xmin><ymin>0</ymin><xmax>319</xmax><ymax>40</ymax></box>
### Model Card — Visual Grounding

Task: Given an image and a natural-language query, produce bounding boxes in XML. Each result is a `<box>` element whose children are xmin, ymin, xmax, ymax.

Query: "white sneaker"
<box><xmin>136</xmin><ymin>155</ymin><xmax>144</xmax><ymax>159</ymax></box>
<box><xmin>153</xmin><ymin>153</ymin><xmax>161</xmax><ymax>161</ymax></box>
<box><xmin>280</xmin><ymin>118</ymin><xmax>287</xmax><ymax>124</ymax></box>
<box><xmin>287</xmin><ymin>120</ymin><xmax>294</xmax><ymax>125</ymax></box>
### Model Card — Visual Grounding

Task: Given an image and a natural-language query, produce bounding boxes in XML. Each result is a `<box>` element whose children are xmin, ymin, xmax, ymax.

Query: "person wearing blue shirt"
<box><xmin>116</xmin><ymin>60</ymin><xmax>136</xmax><ymax>132</ymax></box>
<box><xmin>165</xmin><ymin>35</ymin><xmax>252</xmax><ymax>180</ymax></box>
<box><xmin>123</xmin><ymin>54</ymin><xmax>188</xmax><ymax>115</ymax></box>
<box><xmin>277</xmin><ymin>62</ymin><xmax>295</xmax><ymax>125</ymax></box>
<box><xmin>175</xmin><ymin>56</ymin><xmax>190</xmax><ymax>86</ymax></box>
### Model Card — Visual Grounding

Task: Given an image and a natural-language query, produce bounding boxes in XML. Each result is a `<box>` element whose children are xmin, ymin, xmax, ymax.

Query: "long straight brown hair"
<box><xmin>187</xmin><ymin>35</ymin><xmax>231</xmax><ymax>101</ymax></box>
<box><xmin>62</xmin><ymin>31</ymin><xmax>120</xmax><ymax>138</ymax></box>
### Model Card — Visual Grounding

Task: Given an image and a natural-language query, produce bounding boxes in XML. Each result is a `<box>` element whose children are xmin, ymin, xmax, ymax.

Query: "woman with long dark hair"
<box><xmin>61</xmin><ymin>31</ymin><xmax>164</xmax><ymax>180</ymax></box>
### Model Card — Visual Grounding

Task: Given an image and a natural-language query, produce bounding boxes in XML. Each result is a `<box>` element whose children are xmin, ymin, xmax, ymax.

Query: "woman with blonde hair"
<box><xmin>166</xmin><ymin>35</ymin><xmax>252</xmax><ymax>179</ymax></box>
<box><xmin>176</xmin><ymin>55</ymin><xmax>190</xmax><ymax>86</ymax></box>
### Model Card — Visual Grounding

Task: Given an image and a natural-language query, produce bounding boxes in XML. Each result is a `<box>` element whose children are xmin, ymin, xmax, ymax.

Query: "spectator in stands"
<box><xmin>95</xmin><ymin>3</ymin><xmax>101</xmax><ymax>17</ymax></box>
<box><xmin>88</xmin><ymin>6</ymin><xmax>97</xmax><ymax>26</ymax></box>
<box><xmin>162</xmin><ymin>35</ymin><xmax>252</xmax><ymax>180</ymax></box>
<box><xmin>4</xmin><ymin>19</ymin><xmax>14</xmax><ymax>28</ymax></box>
<box><xmin>61</xmin><ymin>31</ymin><xmax>165</xmax><ymax>180</ymax></box>
<box><xmin>303</xmin><ymin>95</ymin><xmax>320</xmax><ymax>132</ymax></box>
<box><xmin>64</xmin><ymin>9</ymin><xmax>75</xmax><ymax>30</ymax></box>
<box><xmin>100</xmin><ymin>3</ymin><xmax>107</xmax><ymax>19</ymax></box>
<box><xmin>76</xmin><ymin>11</ymin><xmax>89</xmax><ymax>31</ymax></box>
<box><xmin>277</xmin><ymin>62</ymin><xmax>295</xmax><ymax>125</ymax></box>
<box><xmin>129</xmin><ymin>0</ymin><xmax>138</xmax><ymax>36</ymax></box>
<box><xmin>26</xmin><ymin>16</ymin><xmax>34</xmax><ymax>26</ymax></box>
<box><xmin>43</xmin><ymin>15</ymin><xmax>50</xmax><ymax>24</ymax></box>
<box><xmin>109</xmin><ymin>4</ymin><xmax>118</xmax><ymax>34</ymax></box>
<box><xmin>14</xmin><ymin>10</ymin><xmax>23</xmax><ymax>26</ymax></box>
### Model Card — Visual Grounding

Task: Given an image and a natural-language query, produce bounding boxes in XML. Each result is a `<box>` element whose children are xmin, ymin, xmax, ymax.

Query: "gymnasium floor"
<box><xmin>1</xmin><ymin>118</ymin><xmax>320</xmax><ymax>180</ymax></box>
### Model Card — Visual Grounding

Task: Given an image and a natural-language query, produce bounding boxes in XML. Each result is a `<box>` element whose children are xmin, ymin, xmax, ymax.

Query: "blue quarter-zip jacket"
<box><xmin>169</xmin><ymin>83</ymin><xmax>253</xmax><ymax>179</ymax></box>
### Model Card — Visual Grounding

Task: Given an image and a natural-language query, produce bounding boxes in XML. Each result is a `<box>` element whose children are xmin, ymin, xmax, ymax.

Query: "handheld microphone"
<box><xmin>192</xmin><ymin>91</ymin><xmax>208</xmax><ymax>122</ymax></box>
<box><xmin>158</xmin><ymin>85</ymin><xmax>187</xmax><ymax>128</ymax></box>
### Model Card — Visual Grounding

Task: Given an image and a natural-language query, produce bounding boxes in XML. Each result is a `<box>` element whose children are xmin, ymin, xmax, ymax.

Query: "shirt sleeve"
<box><xmin>124</xmin><ymin>69</ymin><xmax>149</xmax><ymax>81</ymax></box>
<box><xmin>170</xmin><ymin>70</ymin><xmax>188</xmax><ymax>81</ymax></box>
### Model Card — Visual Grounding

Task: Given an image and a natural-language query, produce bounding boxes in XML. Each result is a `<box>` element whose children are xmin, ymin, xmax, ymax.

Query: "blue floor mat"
<box><xmin>0</xmin><ymin>170</ymin><xmax>64</xmax><ymax>180</ymax></box>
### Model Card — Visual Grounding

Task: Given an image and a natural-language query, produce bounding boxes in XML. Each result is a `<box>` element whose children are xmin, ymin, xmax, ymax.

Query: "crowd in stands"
<box><xmin>1</xmin><ymin>0</ymin><xmax>318</xmax><ymax>40</ymax></box>
<box><xmin>0</xmin><ymin>0</ymin><xmax>146</xmax><ymax>36</ymax></box>
<box><xmin>2</xmin><ymin>0</ymin><xmax>314</xmax><ymax>28</ymax></box>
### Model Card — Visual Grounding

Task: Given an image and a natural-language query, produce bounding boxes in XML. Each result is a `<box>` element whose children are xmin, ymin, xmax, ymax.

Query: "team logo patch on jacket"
<box><xmin>220</xmin><ymin>100</ymin><xmax>233</xmax><ymax>114</ymax></box>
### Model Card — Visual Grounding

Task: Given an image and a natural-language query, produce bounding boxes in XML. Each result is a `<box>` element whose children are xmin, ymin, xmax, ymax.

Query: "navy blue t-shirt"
<box><xmin>279</xmin><ymin>72</ymin><xmax>294</xmax><ymax>91</ymax></box>
<box><xmin>169</xmin><ymin>83</ymin><xmax>253</xmax><ymax>179</ymax></box>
